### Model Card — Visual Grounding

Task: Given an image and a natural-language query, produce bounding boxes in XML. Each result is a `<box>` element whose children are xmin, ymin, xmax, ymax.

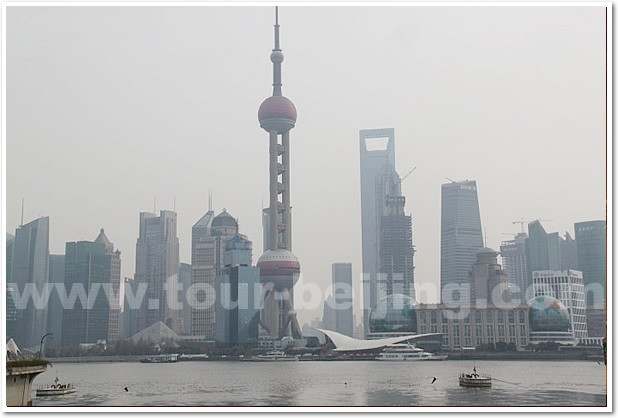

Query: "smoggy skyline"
<box><xmin>5</xmin><ymin>4</ymin><xmax>608</xmax><ymax>325</ymax></box>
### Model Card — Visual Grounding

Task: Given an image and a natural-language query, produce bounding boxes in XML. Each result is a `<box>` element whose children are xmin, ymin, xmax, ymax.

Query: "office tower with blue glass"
<box><xmin>440</xmin><ymin>180</ymin><xmax>483</xmax><ymax>304</ymax></box>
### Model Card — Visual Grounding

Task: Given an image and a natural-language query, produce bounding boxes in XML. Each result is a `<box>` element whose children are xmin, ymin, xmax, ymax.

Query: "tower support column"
<box><xmin>282</xmin><ymin>131</ymin><xmax>291</xmax><ymax>250</ymax></box>
<box><xmin>269</xmin><ymin>130</ymin><xmax>279</xmax><ymax>250</ymax></box>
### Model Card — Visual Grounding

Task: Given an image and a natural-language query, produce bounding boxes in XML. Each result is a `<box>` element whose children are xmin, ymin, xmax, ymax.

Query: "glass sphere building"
<box><xmin>528</xmin><ymin>295</ymin><xmax>574</xmax><ymax>344</ymax></box>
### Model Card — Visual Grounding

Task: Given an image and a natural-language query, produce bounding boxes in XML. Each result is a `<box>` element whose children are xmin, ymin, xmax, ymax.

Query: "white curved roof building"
<box><xmin>317</xmin><ymin>329</ymin><xmax>443</xmax><ymax>352</ymax></box>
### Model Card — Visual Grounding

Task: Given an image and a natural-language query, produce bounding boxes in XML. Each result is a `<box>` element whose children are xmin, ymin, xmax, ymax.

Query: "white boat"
<box><xmin>36</xmin><ymin>378</ymin><xmax>76</xmax><ymax>397</ymax></box>
<box><xmin>139</xmin><ymin>354</ymin><xmax>179</xmax><ymax>363</ymax></box>
<box><xmin>179</xmin><ymin>354</ymin><xmax>209</xmax><ymax>361</ymax></box>
<box><xmin>242</xmin><ymin>350</ymin><xmax>299</xmax><ymax>362</ymax></box>
<box><xmin>376</xmin><ymin>344</ymin><xmax>447</xmax><ymax>361</ymax></box>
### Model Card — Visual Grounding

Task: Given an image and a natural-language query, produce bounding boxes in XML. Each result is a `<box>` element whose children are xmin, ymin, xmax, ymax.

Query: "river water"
<box><xmin>31</xmin><ymin>360</ymin><xmax>607</xmax><ymax>408</ymax></box>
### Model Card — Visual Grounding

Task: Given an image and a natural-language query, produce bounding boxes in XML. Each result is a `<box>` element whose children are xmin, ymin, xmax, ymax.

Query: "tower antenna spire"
<box><xmin>271</xmin><ymin>6</ymin><xmax>283</xmax><ymax>96</ymax></box>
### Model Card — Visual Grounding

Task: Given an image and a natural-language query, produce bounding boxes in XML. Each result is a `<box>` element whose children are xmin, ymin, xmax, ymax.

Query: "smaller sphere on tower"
<box><xmin>270</xmin><ymin>50</ymin><xmax>284</xmax><ymax>63</ymax></box>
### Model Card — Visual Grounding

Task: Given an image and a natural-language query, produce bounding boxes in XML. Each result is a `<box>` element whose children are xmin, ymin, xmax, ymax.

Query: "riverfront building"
<box><xmin>532</xmin><ymin>269</ymin><xmax>587</xmax><ymax>341</ymax></box>
<box><xmin>440</xmin><ymin>180</ymin><xmax>483</xmax><ymax>305</ymax></box>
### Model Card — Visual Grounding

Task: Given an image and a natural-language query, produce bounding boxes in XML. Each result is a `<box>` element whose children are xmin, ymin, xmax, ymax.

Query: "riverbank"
<box><xmin>45</xmin><ymin>350</ymin><xmax>604</xmax><ymax>363</ymax></box>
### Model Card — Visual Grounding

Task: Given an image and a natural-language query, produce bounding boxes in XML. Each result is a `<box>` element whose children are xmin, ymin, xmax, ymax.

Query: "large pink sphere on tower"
<box><xmin>258</xmin><ymin>96</ymin><xmax>297</xmax><ymax>133</ymax></box>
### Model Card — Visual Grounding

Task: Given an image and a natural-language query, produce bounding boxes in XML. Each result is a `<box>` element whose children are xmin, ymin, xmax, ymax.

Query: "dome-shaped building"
<box><xmin>369</xmin><ymin>294</ymin><xmax>417</xmax><ymax>335</ymax></box>
<box><xmin>528</xmin><ymin>295</ymin><xmax>574</xmax><ymax>344</ymax></box>
<box><xmin>211</xmin><ymin>209</ymin><xmax>238</xmax><ymax>236</ymax></box>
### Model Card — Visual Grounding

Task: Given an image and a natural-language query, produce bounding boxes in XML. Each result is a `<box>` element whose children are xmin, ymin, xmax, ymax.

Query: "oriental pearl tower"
<box><xmin>256</xmin><ymin>7</ymin><xmax>302</xmax><ymax>340</ymax></box>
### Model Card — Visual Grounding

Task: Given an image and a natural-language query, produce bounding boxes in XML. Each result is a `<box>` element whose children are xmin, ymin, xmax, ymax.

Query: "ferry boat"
<box><xmin>376</xmin><ymin>344</ymin><xmax>447</xmax><ymax>361</ymax></box>
<box><xmin>242</xmin><ymin>350</ymin><xmax>299</xmax><ymax>362</ymax></box>
<box><xmin>36</xmin><ymin>377</ymin><xmax>76</xmax><ymax>397</ymax></box>
<box><xmin>139</xmin><ymin>353</ymin><xmax>179</xmax><ymax>363</ymax></box>
<box><xmin>458</xmin><ymin>367</ymin><xmax>492</xmax><ymax>387</ymax></box>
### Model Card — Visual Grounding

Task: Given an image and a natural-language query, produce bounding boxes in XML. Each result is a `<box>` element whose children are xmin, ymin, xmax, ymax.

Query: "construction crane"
<box><xmin>399</xmin><ymin>167</ymin><xmax>417</xmax><ymax>184</ymax></box>
<box><xmin>512</xmin><ymin>218</ymin><xmax>553</xmax><ymax>234</ymax></box>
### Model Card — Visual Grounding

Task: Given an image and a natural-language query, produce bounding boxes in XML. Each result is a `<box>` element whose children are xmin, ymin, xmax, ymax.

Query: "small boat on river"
<box><xmin>36</xmin><ymin>377</ymin><xmax>76</xmax><ymax>397</ymax></box>
<box><xmin>459</xmin><ymin>366</ymin><xmax>491</xmax><ymax>388</ymax></box>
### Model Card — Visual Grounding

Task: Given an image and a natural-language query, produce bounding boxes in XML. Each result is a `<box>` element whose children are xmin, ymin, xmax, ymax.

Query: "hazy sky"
<box><xmin>5</xmin><ymin>3</ymin><xmax>608</xmax><ymax>326</ymax></box>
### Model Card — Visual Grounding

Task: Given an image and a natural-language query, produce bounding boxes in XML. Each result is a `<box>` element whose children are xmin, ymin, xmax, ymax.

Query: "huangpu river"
<box><xmin>31</xmin><ymin>360</ymin><xmax>606</xmax><ymax>408</ymax></box>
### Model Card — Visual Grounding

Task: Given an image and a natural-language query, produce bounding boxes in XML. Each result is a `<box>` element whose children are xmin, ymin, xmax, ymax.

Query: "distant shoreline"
<box><xmin>45</xmin><ymin>351</ymin><xmax>604</xmax><ymax>364</ymax></box>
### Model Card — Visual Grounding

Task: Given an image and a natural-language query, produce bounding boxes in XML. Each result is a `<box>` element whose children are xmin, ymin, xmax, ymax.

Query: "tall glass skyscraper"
<box><xmin>9</xmin><ymin>217</ymin><xmax>50</xmax><ymax>349</ymax></box>
<box><xmin>440</xmin><ymin>180</ymin><xmax>483</xmax><ymax>304</ymax></box>
<box><xmin>134</xmin><ymin>210</ymin><xmax>180</xmax><ymax>335</ymax></box>
<box><xmin>359</xmin><ymin>128</ymin><xmax>396</xmax><ymax>336</ymax></box>
<box><xmin>331</xmin><ymin>263</ymin><xmax>354</xmax><ymax>337</ymax></box>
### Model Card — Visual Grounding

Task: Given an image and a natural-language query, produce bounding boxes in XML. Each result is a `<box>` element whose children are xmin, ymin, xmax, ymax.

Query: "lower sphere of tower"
<box><xmin>257</xmin><ymin>249</ymin><xmax>301</xmax><ymax>290</ymax></box>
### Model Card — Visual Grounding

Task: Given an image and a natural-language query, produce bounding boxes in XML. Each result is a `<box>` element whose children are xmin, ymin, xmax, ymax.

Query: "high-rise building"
<box><xmin>559</xmin><ymin>232</ymin><xmax>579</xmax><ymax>271</ymax></box>
<box><xmin>134</xmin><ymin>210</ymin><xmax>180</xmax><ymax>334</ymax></box>
<box><xmin>359</xmin><ymin>128</ymin><xmax>396</xmax><ymax>336</ymax></box>
<box><xmin>526</xmin><ymin>220</ymin><xmax>581</xmax><ymax>298</ymax></box>
<box><xmin>526</xmin><ymin>220</ymin><xmax>551</xmax><ymax>281</ymax></box>
<box><xmin>500</xmin><ymin>233</ymin><xmax>528</xmax><ymax>299</ymax></box>
<box><xmin>215</xmin><ymin>235</ymin><xmax>260</xmax><ymax>346</ymax></box>
<box><xmin>379</xmin><ymin>196</ymin><xmax>415</xmax><ymax>300</ymax></box>
<box><xmin>6</xmin><ymin>234</ymin><xmax>17</xmax><ymax>341</ymax></box>
<box><xmin>47</xmin><ymin>255</ymin><xmax>65</xmax><ymax>349</ymax></box>
<box><xmin>256</xmin><ymin>8</ymin><xmax>302</xmax><ymax>340</ymax></box>
<box><xmin>6</xmin><ymin>286</ymin><xmax>17</xmax><ymax>342</ymax></box>
<box><xmin>321</xmin><ymin>295</ymin><xmax>335</xmax><ymax>331</ymax></box>
<box><xmin>191</xmin><ymin>209</ymin><xmax>239</xmax><ymax>339</ymax></box>
<box><xmin>468</xmin><ymin>248</ymin><xmax>511</xmax><ymax>307</ymax></box>
<box><xmin>331</xmin><ymin>263</ymin><xmax>354</xmax><ymax>337</ymax></box>
<box><xmin>574</xmin><ymin>220</ymin><xmax>606</xmax><ymax>307</ymax></box>
<box><xmin>440</xmin><ymin>180</ymin><xmax>483</xmax><ymax>304</ymax></box>
<box><xmin>9</xmin><ymin>217</ymin><xmax>50</xmax><ymax>349</ymax></box>
<box><xmin>62</xmin><ymin>229</ymin><xmax>121</xmax><ymax>347</ymax></box>
<box><xmin>532</xmin><ymin>269</ymin><xmax>587</xmax><ymax>341</ymax></box>
<box><xmin>6</xmin><ymin>233</ymin><xmax>15</xmax><ymax>283</ymax></box>
<box><xmin>179</xmin><ymin>263</ymin><xmax>192</xmax><ymax>335</ymax></box>
<box><xmin>574</xmin><ymin>220</ymin><xmax>606</xmax><ymax>338</ymax></box>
